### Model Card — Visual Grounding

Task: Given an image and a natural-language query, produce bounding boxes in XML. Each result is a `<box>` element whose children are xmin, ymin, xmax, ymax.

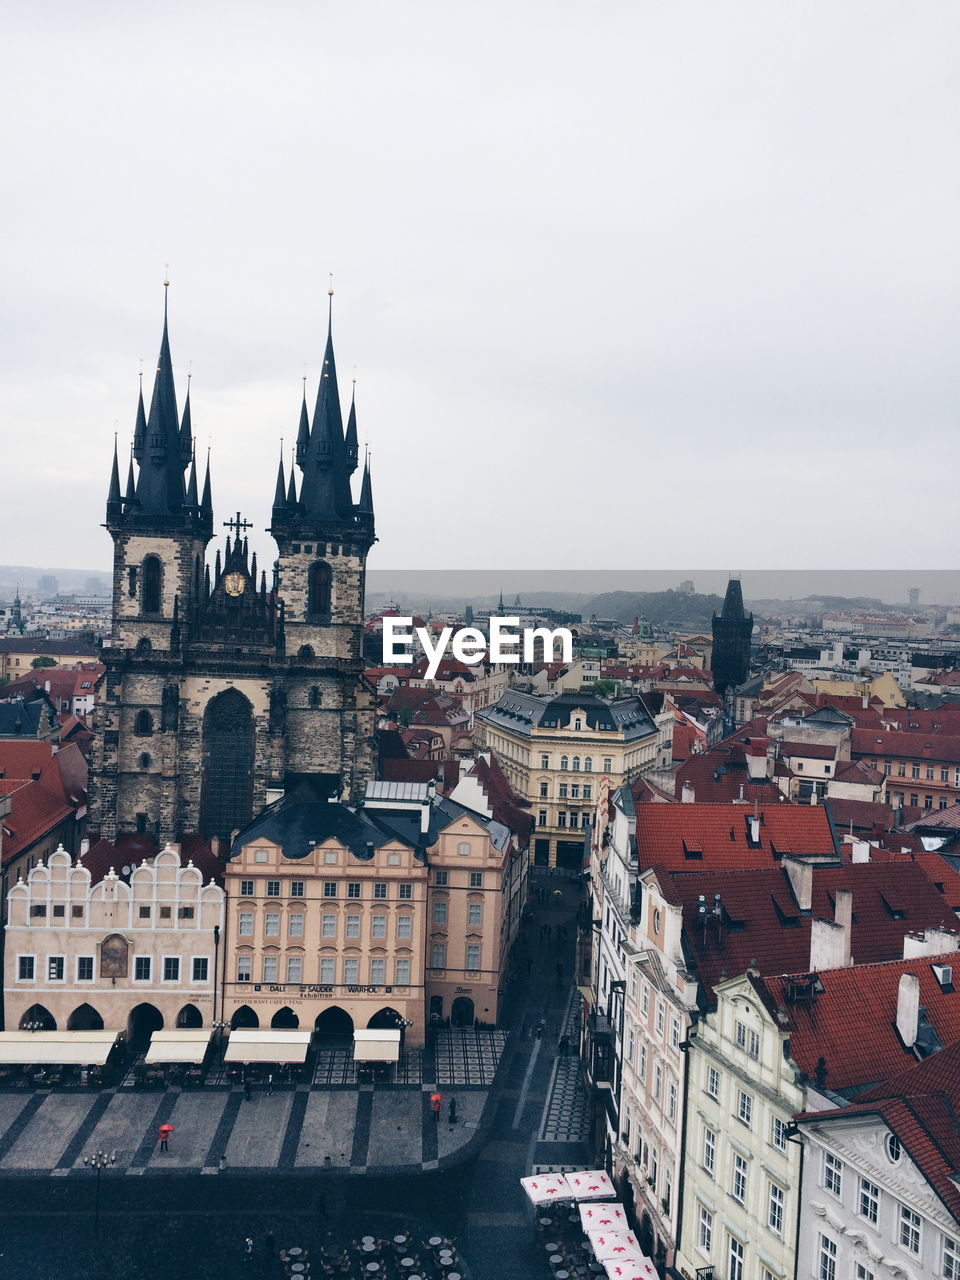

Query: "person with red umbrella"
<box><xmin>158</xmin><ymin>1123</ymin><xmax>174</xmax><ymax>1153</ymax></box>
<box><xmin>430</xmin><ymin>1093</ymin><xmax>442</xmax><ymax>1122</ymax></box>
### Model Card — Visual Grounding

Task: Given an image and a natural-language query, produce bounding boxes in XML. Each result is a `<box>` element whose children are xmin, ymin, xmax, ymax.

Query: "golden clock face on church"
<box><xmin>223</xmin><ymin>572</ymin><xmax>246</xmax><ymax>597</ymax></box>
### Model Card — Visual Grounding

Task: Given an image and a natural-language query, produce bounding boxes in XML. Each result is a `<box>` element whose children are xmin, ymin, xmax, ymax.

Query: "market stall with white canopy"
<box><xmin>223</xmin><ymin>1030</ymin><xmax>311</xmax><ymax>1064</ymax></box>
<box><xmin>603</xmin><ymin>1257</ymin><xmax>658</xmax><ymax>1280</ymax></box>
<box><xmin>0</xmin><ymin>1031</ymin><xmax>120</xmax><ymax>1065</ymax></box>
<box><xmin>587</xmin><ymin>1229</ymin><xmax>644</xmax><ymax>1261</ymax></box>
<box><xmin>567</xmin><ymin>1169</ymin><xmax>616</xmax><ymax>1200</ymax></box>
<box><xmin>144</xmin><ymin>1029</ymin><xmax>214</xmax><ymax>1064</ymax></box>
<box><xmin>520</xmin><ymin>1173</ymin><xmax>574</xmax><ymax>1205</ymax></box>
<box><xmin>579</xmin><ymin>1202</ymin><xmax>628</xmax><ymax>1231</ymax></box>
<box><xmin>352</xmin><ymin>1029</ymin><xmax>401</xmax><ymax>1062</ymax></box>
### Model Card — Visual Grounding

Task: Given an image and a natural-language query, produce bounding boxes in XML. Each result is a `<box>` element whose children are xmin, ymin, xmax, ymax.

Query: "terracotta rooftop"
<box><xmin>636</xmin><ymin>802</ymin><xmax>838</xmax><ymax>873</ymax></box>
<box><xmin>852</xmin><ymin>727</ymin><xmax>960</xmax><ymax>764</ymax></box>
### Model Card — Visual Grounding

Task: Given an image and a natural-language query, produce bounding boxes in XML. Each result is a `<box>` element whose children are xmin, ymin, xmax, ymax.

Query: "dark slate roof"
<box><xmin>228</xmin><ymin>798</ymin><xmax>435</xmax><ymax>862</ymax></box>
<box><xmin>0</xmin><ymin>697</ymin><xmax>57</xmax><ymax>737</ymax></box>
<box><xmin>476</xmin><ymin>691</ymin><xmax>657</xmax><ymax>741</ymax></box>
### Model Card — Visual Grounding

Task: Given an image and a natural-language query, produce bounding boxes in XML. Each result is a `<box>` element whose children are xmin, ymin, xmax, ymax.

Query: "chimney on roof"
<box><xmin>748</xmin><ymin>814</ymin><xmax>761</xmax><ymax>844</ymax></box>
<box><xmin>933</xmin><ymin>962</ymin><xmax>954</xmax><ymax>991</ymax></box>
<box><xmin>902</xmin><ymin>927</ymin><xmax>960</xmax><ymax>959</ymax></box>
<box><xmin>681</xmin><ymin>782</ymin><xmax>695</xmax><ymax>804</ymax></box>
<box><xmin>896</xmin><ymin>972</ymin><xmax>920</xmax><ymax>1049</ymax></box>
<box><xmin>211</xmin><ymin>836</ymin><xmax>220</xmax><ymax>856</ymax></box>
<box><xmin>810</xmin><ymin>916</ymin><xmax>851</xmax><ymax>972</ymax></box>
<box><xmin>783</xmin><ymin>856</ymin><xmax>813</xmax><ymax>912</ymax></box>
<box><xmin>744</xmin><ymin>737</ymin><xmax>769</xmax><ymax>781</ymax></box>
<box><xmin>846</xmin><ymin>837</ymin><xmax>872</xmax><ymax>864</ymax></box>
<box><xmin>79</xmin><ymin>837</ymin><xmax>89</xmax><ymax>856</ymax></box>
<box><xmin>862</xmin><ymin>691</ymin><xmax>869</xmax><ymax>710</ymax></box>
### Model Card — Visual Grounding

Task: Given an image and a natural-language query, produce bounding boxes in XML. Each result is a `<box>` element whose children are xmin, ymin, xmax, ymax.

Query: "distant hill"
<box><xmin>583</xmin><ymin>589</ymin><xmax>726</xmax><ymax>630</ymax></box>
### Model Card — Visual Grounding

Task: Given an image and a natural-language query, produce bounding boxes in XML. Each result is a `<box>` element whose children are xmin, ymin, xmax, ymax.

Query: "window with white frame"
<box><xmin>135</xmin><ymin>956</ymin><xmax>152</xmax><ymax>981</ymax></box>
<box><xmin>653</xmin><ymin>1063</ymin><xmax>662</xmax><ymax>1099</ymax></box>
<box><xmin>371</xmin><ymin>915</ymin><xmax>387</xmax><ymax>939</ymax></box>
<box><xmin>191</xmin><ymin>957</ymin><xmax>208</xmax><ymax>982</ymax></box>
<box><xmin>319</xmin><ymin>957</ymin><xmax>335</xmax><ymax>983</ymax></box>
<box><xmin>697</xmin><ymin>1205</ymin><xmax>712</xmax><ymax>1253</ymax></box>
<box><xmin>668</xmin><ymin>1082</ymin><xmax>677</xmax><ymax>1122</ymax></box>
<box><xmin>656</xmin><ymin>1000</ymin><xmax>665</xmax><ymax>1036</ymax></box>
<box><xmin>858</xmin><ymin>1176</ymin><xmax>879</xmax><ymax>1224</ymax></box>
<box><xmin>639</xmin><ymin>1044</ymin><xmax>647</xmax><ymax>1081</ymax></box>
<box><xmin>323</xmin><ymin>882</ymin><xmax>337</xmax><ymax>897</ymax></box>
<box><xmin>855</xmin><ymin>1265</ymin><xmax>874</xmax><ymax>1280</ymax></box>
<box><xmin>702</xmin><ymin>1126</ymin><xmax>716</xmax><ymax>1175</ymax></box>
<box><xmin>162</xmin><ymin>957</ymin><xmax>180</xmax><ymax>982</ymax></box>
<box><xmin>46</xmin><ymin>956</ymin><xmax>64</xmax><ymax>980</ymax></box>
<box><xmin>286</xmin><ymin>956</ymin><xmax>302</xmax><ymax>984</ymax></box>
<box><xmin>266</xmin><ymin>879</ymin><xmax>280</xmax><ymax>897</ymax></box>
<box><xmin>77</xmin><ymin>956</ymin><xmax>94</xmax><ymax>981</ymax></box>
<box><xmin>238</xmin><ymin>911</ymin><xmax>253</xmax><ymax>936</ymax></box>
<box><xmin>626</xmin><ymin>1027</ymin><xmax>635</xmax><ymax>1061</ymax></box>
<box><xmin>433</xmin><ymin>901</ymin><xmax>448</xmax><ymax>925</ymax></box>
<box><xmin>321</xmin><ymin>914</ymin><xmax>336</xmax><ymax>938</ymax></box>
<box><xmin>395</xmin><ymin>956</ymin><xmax>410</xmax><ymax>985</ymax></box>
<box><xmin>898</xmin><ymin>1204</ymin><xmax>921</xmax><ymax>1255</ymax></box>
<box><xmin>289</xmin><ymin>914</ymin><xmax>305</xmax><ymax>938</ymax></box>
<box><xmin>728</xmin><ymin>1234</ymin><xmax>744</xmax><ymax>1280</ymax></box>
<box><xmin>397</xmin><ymin>915</ymin><xmax>412</xmax><ymax>939</ymax></box>
<box><xmin>370</xmin><ymin>957</ymin><xmax>386</xmax><ymax>984</ymax></box>
<box><xmin>236</xmin><ymin>954</ymin><xmax>251</xmax><ymax>982</ymax></box>
<box><xmin>671</xmin><ymin>1017</ymin><xmax>681</xmax><ymax>1050</ymax></box>
<box><xmin>431</xmin><ymin>942</ymin><xmax>446</xmax><ymax>968</ymax></box>
<box><xmin>468</xmin><ymin>903</ymin><xmax>482</xmax><ymax>927</ymax></box>
<box><xmin>399</xmin><ymin>882</ymin><xmax>413</xmax><ymax>899</ymax></box>
<box><xmin>290</xmin><ymin>881</ymin><xmax>304</xmax><ymax>897</ymax></box>
<box><xmin>768</xmin><ymin>1181</ymin><xmax>784</xmax><ymax>1235</ymax></box>
<box><xmin>347</xmin><ymin>882</ymin><xmax>361</xmax><ymax>899</ymax></box>
<box><xmin>343</xmin><ymin>957</ymin><xmax>360</xmax><ymax>984</ymax></box>
<box><xmin>707</xmin><ymin>1065</ymin><xmax>721</xmax><ymax>1099</ymax></box>
<box><xmin>262</xmin><ymin>955</ymin><xmax>278</xmax><ymax>982</ymax></box>
<box><xmin>466</xmin><ymin>944</ymin><xmax>481</xmax><ymax>971</ymax></box>
<box><xmin>823</xmin><ymin>1151</ymin><xmax>843</xmax><ymax>1197</ymax></box>
<box><xmin>943</xmin><ymin>1235</ymin><xmax>960</xmax><ymax>1280</ymax></box>
<box><xmin>818</xmin><ymin>1234</ymin><xmax>837</xmax><ymax>1280</ymax></box>
<box><xmin>240</xmin><ymin>879</ymin><xmax>254</xmax><ymax>896</ymax></box>
<box><xmin>641</xmin><ymin>984</ymin><xmax>649</xmax><ymax>1017</ymax></box>
<box><xmin>346</xmin><ymin>914</ymin><xmax>361</xmax><ymax>938</ymax></box>
<box><xmin>771</xmin><ymin>1115</ymin><xmax>788</xmax><ymax>1151</ymax></box>
<box><xmin>737</xmin><ymin>1090</ymin><xmax>753</xmax><ymax>1127</ymax></box>
<box><xmin>18</xmin><ymin>955</ymin><xmax>35</xmax><ymax>980</ymax></box>
<box><xmin>731</xmin><ymin>1153</ymin><xmax>747</xmax><ymax>1203</ymax></box>
<box><xmin>374</xmin><ymin>882</ymin><xmax>387</xmax><ymax>899</ymax></box>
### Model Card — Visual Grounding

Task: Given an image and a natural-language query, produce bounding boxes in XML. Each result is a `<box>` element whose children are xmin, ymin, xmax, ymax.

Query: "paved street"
<box><xmin>0</xmin><ymin>874</ymin><xmax>595</xmax><ymax>1280</ymax></box>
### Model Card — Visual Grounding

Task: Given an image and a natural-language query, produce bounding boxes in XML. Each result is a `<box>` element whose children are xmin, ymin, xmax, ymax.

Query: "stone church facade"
<box><xmin>88</xmin><ymin>288</ymin><xmax>377</xmax><ymax>844</ymax></box>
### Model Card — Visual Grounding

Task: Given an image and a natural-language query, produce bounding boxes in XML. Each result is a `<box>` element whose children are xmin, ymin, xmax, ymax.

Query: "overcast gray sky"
<box><xmin>2</xmin><ymin>2</ymin><xmax>957</xmax><ymax>574</ymax></box>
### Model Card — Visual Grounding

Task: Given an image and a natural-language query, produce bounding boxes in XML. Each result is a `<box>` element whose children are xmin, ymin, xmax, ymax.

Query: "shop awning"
<box><xmin>0</xmin><ymin>1031</ymin><xmax>120</xmax><ymax>1066</ymax></box>
<box><xmin>144</xmin><ymin>1030</ymin><xmax>214</xmax><ymax>1065</ymax></box>
<box><xmin>223</xmin><ymin>1030</ymin><xmax>311</xmax><ymax>1065</ymax></box>
<box><xmin>353</xmin><ymin>1029</ymin><xmax>401</xmax><ymax>1062</ymax></box>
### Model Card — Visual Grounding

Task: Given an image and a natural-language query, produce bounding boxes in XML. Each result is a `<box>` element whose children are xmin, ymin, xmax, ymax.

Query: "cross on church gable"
<box><xmin>223</xmin><ymin>511</ymin><xmax>254</xmax><ymax>538</ymax></box>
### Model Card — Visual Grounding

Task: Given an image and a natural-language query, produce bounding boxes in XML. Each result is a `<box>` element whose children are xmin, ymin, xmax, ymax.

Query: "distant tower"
<box><xmin>464</xmin><ymin>603</ymin><xmax>474</xmax><ymax>626</ymax></box>
<box><xmin>908</xmin><ymin>587</ymin><xmax>920</xmax><ymax>609</ymax></box>
<box><xmin>712</xmin><ymin>578</ymin><xmax>753</xmax><ymax>698</ymax></box>
<box><xmin>7</xmin><ymin>587</ymin><xmax>25</xmax><ymax>635</ymax></box>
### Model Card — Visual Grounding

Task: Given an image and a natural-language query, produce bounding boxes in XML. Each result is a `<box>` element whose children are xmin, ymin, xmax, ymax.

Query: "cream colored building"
<box><xmin>4</xmin><ymin>844</ymin><xmax>225</xmax><ymax>1037</ymax></box>
<box><xmin>475</xmin><ymin>691</ymin><xmax>661</xmax><ymax>870</ymax></box>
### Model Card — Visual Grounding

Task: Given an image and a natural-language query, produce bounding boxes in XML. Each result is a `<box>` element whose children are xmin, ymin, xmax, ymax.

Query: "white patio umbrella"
<box><xmin>587</xmin><ymin>1229</ymin><xmax>644</xmax><ymax>1261</ymax></box>
<box><xmin>603</xmin><ymin>1257</ymin><xmax>658</xmax><ymax>1280</ymax></box>
<box><xmin>579</xmin><ymin>1202</ymin><xmax>628</xmax><ymax>1231</ymax></box>
<box><xmin>567</xmin><ymin>1168</ymin><xmax>615</xmax><ymax>1200</ymax></box>
<box><xmin>520</xmin><ymin>1172</ymin><xmax>574</xmax><ymax>1205</ymax></box>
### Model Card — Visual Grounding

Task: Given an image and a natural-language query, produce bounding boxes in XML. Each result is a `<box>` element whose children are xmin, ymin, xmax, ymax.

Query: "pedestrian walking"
<box><xmin>558</xmin><ymin>1034</ymin><xmax>569</xmax><ymax>1056</ymax></box>
<box><xmin>555</xmin><ymin>961</ymin><xmax>563</xmax><ymax>985</ymax></box>
<box><xmin>432</xmin><ymin>1096</ymin><xmax>442</xmax><ymax>1122</ymax></box>
<box><xmin>244</xmin><ymin>1078</ymin><xmax>252</xmax><ymax>1101</ymax></box>
<box><xmin>266</xmin><ymin>1072</ymin><xmax>274</xmax><ymax>1096</ymax></box>
<box><xmin>536</xmin><ymin>1020</ymin><xmax>544</xmax><ymax>1040</ymax></box>
<box><xmin>158</xmin><ymin>1122</ymin><xmax>173</xmax><ymax>1152</ymax></box>
<box><xmin>242</xmin><ymin>1236</ymin><xmax>254</xmax><ymax>1264</ymax></box>
<box><xmin>448</xmin><ymin>1097</ymin><xmax>458</xmax><ymax>1125</ymax></box>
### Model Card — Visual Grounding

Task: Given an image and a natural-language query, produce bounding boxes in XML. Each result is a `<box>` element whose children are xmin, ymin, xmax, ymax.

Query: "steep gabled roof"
<box><xmin>635</xmin><ymin>802</ymin><xmax>838</xmax><ymax>873</ymax></box>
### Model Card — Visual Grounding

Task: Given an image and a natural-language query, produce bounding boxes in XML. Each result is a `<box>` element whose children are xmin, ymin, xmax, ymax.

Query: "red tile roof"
<box><xmin>832</xmin><ymin>759</ymin><xmax>883</xmax><ymax>786</ymax></box>
<box><xmin>1</xmin><ymin>754</ymin><xmax>76</xmax><ymax>864</ymax></box>
<box><xmin>380</xmin><ymin>758</ymin><xmax>441</xmax><ymax>784</ymax></box>
<box><xmin>852</xmin><ymin>727</ymin><xmax>960</xmax><ymax>764</ymax></box>
<box><xmin>0</xmin><ymin>741</ymin><xmax>56</xmax><ymax>780</ymax></box>
<box><xmin>636</xmin><ymin>802</ymin><xmax>838</xmax><ymax>873</ymax></box>
<box><xmin>779</xmin><ymin>740</ymin><xmax>837</xmax><ymax>760</ymax></box>
<box><xmin>762</xmin><ymin>950</ymin><xmax>960</xmax><ymax>1095</ymax></box>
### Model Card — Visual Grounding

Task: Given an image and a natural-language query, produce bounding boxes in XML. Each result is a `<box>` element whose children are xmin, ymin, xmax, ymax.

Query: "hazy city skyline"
<box><xmin>2</xmin><ymin>3</ymin><xmax>957</xmax><ymax>573</ymax></box>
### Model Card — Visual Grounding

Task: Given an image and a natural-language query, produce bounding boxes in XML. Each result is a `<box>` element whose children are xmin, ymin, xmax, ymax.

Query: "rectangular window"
<box><xmin>858</xmin><ymin>1176</ymin><xmax>879</xmax><ymax>1224</ymax></box>
<box><xmin>912</xmin><ymin>762</ymin><xmax>921</xmax><ymax>778</ymax></box>
<box><xmin>702</xmin><ymin>1126</ymin><xmax>715</xmax><ymax>1175</ymax></box>
<box><xmin>768</xmin><ymin>1181</ymin><xmax>785</xmax><ymax>1235</ymax></box>
<box><xmin>468</xmin><ymin>903</ymin><xmax>482</xmax><ymax>926</ymax></box>
<box><xmin>944</xmin><ymin>1236</ymin><xmax>960</xmax><ymax>1280</ymax></box>
<box><xmin>48</xmin><ymin>956</ymin><xmax>65</xmax><ymax>981</ymax></box>
<box><xmin>72</xmin><ymin>905</ymin><xmax>83</xmax><ymax>919</ymax></box>
<box><xmin>177</xmin><ymin>906</ymin><xmax>194</xmax><ymax>920</ymax></box>
<box><xmin>266</xmin><ymin>880</ymin><xmax>281</xmax><ymax>897</ymax></box>
<box><xmin>237</xmin><ymin>954</ymin><xmax>251</xmax><ymax>982</ymax></box>
<box><xmin>373</xmin><ymin>883</ymin><xmax>387</xmax><ymax>899</ymax></box>
<box><xmin>286</xmin><ymin>956</ymin><xmax>302</xmax><ymax>984</ymax></box>
<box><xmin>398</xmin><ymin>882</ymin><xmax>412</xmax><ymax>899</ymax></box>
<box><xmin>319</xmin><ymin>957</ymin><xmax>335</xmax><ymax>984</ymax></box>
<box><xmin>395</xmin><ymin>956</ymin><xmax>411</xmax><ymax>985</ymax></box>
<box><xmin>466</xmin><ymin>944</ymin><xmax>481</xmax><ymax>971</ymax></box>
<box><xmin>434</xmin><ymin>869</ymin><xmax>448</xmax><ymax>886</ymax></box>
<box><xmin>728</xmin><ymin>1234</ymin><xmax>744</xmax><ymax>1280</ymax></box>
<box><xmin>539</xmin><ymin>781</ymin><xmax>549</xmax><ymax>797</ymax></box>
<box><xmin>262</xmin><ymin>955</ymin><xmax>278</xmax><ymax>983</ymax></box>
<box><xmin>583</xmin><ymin>784</ymin><xmax>592</xmax><ymax>800</ymax></box>
<box><xmin>603</xmin><ymin>757</ymin><xmax>612</xmax><ymax>772</ymax></box>
<box><xmin>18</xmin><ymin>956</ymin><xmax>34</xmax><ymax>980</ymax></box>
<box><xmin>538</xmin><ymin>810</ymin><xmax>547</xmax><ymax>827</ymax></box>
<box><xmin>641</xmin><ymin>984</ymin><xmax>649</xmax><ymax>1017</ymax></box>
<box><xmin>469</xmin><ymin>871</ymin><xmax>483</xmax><ymax>888</ymax></box>
<box><xmin>30</xmin><ymin>905</ymin><xmax>46</xmax><ymax>918</ymax></box>
<box><xmin>771</xmin><ymin>1115</ymin><xmax>788</xmax><ymax>1151</ymax></box>
<box><xmin>941</xmin><ymin>767</ymin><xmax>951</xmax><ymax>783</ymax></box>
<box><xmin>570</xmin><ymin>784</ymin><xmax>580</xmax><ymax>799</ymax></box>
<box><xmin>264</xmin><ymin>912</ymin><xmax>280</xmax><ymax>937</ymax></box>
<box><xmin>254</xmin><ymin>849</ymin><xmax>268</xmax><ymax>863</ymax></box>
<box><xmin>347</xmin><ymin>882</ymin><xmax>361</xmax><ymax>899</ymax></box>
<box><xmin>698</xmin><ymin>1205</ymin><xmax>713</xmax><ymax>1253</ymax></box>
<box><xmin>323</xmin><ymin>882</ymin><xmax>337</xmax><ymax>898</ymax></box>
<box><xmin>343</xmin><ymin>957</ymin><xmax>359</xmax><ymax>984</ymax></box>
<box><xmin>431</xmin><ymin>942</ymin><xmax>447</xmax><ymax>969</ymax></box>
<box><xmin>707</xmin><ymin>1065</ymin><xmax>721</xmax><ymax>1099</ymax></box>
<box><xmin>370</xmin><ymin>957</ymin><xmax>386</xmax><ymax>984</ymax></box>
<box><xmin>135</xmin><ymin>956</ymin><xmax>152</xmax><ymax>981</ymax></box>
<box><xmin>541</xmin><ymin>754</ymin><xmax>550</xmax><ymax>769</ymax></box>
<box><xmin>433</xmin><ymin>901</ymin><xmax>448</xmax><ymax>925</ymax></box>
<box><xmin>290</xmin><ymin>881</ymin><xmax>304</xmax><ymax>897</ymax></box>
<box><xmin>656</xmin><ymin>1001</ymin><xmax>665</xmax><ymax>1037</ymax></box>
<box><xmin>192</xmin><ymin>957</ymin><xmax>208</xmax><ymax>982</ymax></box>
<box><xmin>731</xmin><ymin>1153</ymin><xmax>747</xmax><ymax>1203</ymax></box>
<box><xmin>668</xmin><ymin>1082</ymin><xmax>677</xmax><ymax>1122</ymax></box>
<box><xmin>321</xmin><ymin>914</ymin><xmax>336</xmax><ymax>937</ymax></box>
<box><xmin>671</xmin><ymin>1018</ymin><xmax>681</xmax><ymax>1051</ymax></box>
<box><xmin>639</xmin><ymin>1044</ymin><xmax>646</xmax><ymax>1082</ymax></box>
<box><xmin>855</xmin><ymin>1265</ymin><xmax>874</xmax><ymax>1280</ymax></box>
<box><xmin>653</xmin><ymin>1063</ymin><xmax>662</xmax><ymax>1099</ymax></box>
<box><xmin>898</xmin><ymin>1204</ymin><xmax>921</xmax><ymax>1255</ymax></box>
<box><xmin>346</xmin><ymin>914</ymin><xmax>361</xmax><ymax>939</ymax></box>
<box><xmin>818</xmin><ymin>1234</ymin><xmax>837</xmax><ymax>1280</ymax></box>
<box><xmin>289</xmin><ymin>914</ymin><xmax>304</xmax><ymax>938</ymax></box>
<box><xmin>397</xmin><ymin>915</ymin><xmax>412</xmax><ymax>939</ymax></box>
<box><xmin>926</xmin><ymin>763</ymin><xmax>935</xmax><ymax>780</ymax></box>
<box><xmin>737</xmin><ymin>1090</ymin><xmax>753</xmax><ymax>1127</ymax></box>
<box><xmin>557</xmin><ymin>812</ymin><xmax>566</xmax><ymax>828</ymax></box>
<box><xmin>323</xmin><ymin>850</ymin><xmax>337</xmax><ymax>865</ymax></box>
<box><xmin>139</xmin><ymin>905</ymin><xmax>151</xmax><ymax>918</ymax></box>
<box><xmin>558</xmin><ymin>782</ymin><xmax>568</xmax><ymax>798</ymax></box>
<box><xmin>163</xmin><ymin>957</ymin><xmax>180</xmax><ymax>982</ymax></box>
<box><xmin>823</xmin><ymin>1151</ymin><xmax>843</xmax><ymax>1197</ymax></box>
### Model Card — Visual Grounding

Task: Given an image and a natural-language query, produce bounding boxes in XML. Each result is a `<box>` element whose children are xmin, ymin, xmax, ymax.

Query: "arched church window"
<box><xmin>136</xmin><ymin>637</ymin><xmax>152</xmax><ymax>653</ymax></box>
<box><xmin>138</xmin><ymin>752</ymin><xmax>151</xmax><ymax>770</ymax></box>
<box><xmin>307</xmin><ymin>561</ymin><xmax>332</xmax><ymax>618</ymax></box>
<box><xmin>142</xmin><ymin>556</ymin><xmax>162</xmax><ymax>615</ymax></box>
<box><xmin>309</xmin><ymin>686</ymin><xmax>321</xmax><ymax>708</ymax></box>
<box><xmin>135</xmin><ymin>710</ymin><xmax>153</xmax><ymax>737</ymax></box>
<box><xmin>298</xmin><ymin>645</ymin><xmax>315</xmax><ymax>661</ymax></box>
<box><xmin>199</xmin><ymin>688</ymin><xmax>255</xmax><ymax>841</ymax></box>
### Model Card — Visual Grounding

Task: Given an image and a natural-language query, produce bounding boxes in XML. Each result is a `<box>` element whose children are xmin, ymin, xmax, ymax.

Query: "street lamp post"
<box><xmin>83</xmin><ymin>1150</ymin><xmax>117</xmax><ymax>1234</ymax></box>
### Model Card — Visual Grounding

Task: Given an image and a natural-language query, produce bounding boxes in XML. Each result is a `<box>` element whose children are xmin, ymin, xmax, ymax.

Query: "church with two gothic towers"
<box><xmin>88</xmin><ymin>287</ymin><xmax>377</xmax><ymax>845</ymax></box>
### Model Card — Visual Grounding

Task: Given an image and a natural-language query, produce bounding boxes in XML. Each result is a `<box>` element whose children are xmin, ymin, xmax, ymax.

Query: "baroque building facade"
<box><xmin>88</xmin><ymin>288</ymin><xmax>376</xmax><ymax>844</ymax></box>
